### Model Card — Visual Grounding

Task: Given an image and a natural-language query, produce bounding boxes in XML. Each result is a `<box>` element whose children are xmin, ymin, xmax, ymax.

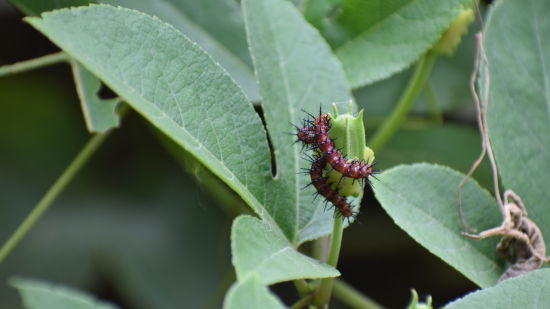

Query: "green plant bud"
<box><xmin>432</xmin><ymin>8</ymin><xmax>474</xmax><ymax>56</ymax></box>
<box><xmin>324</xmin><ymin>103</ymin><xmax>374</xmax><ymax>197</ymax></box>
<box><xmin>406</xmin><ymin>289</ymin><xmax>433</xmax><ymax>309</ymax></box>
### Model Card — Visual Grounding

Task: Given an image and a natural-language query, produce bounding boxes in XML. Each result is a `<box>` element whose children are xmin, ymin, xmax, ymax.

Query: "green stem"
<box><xmin>0</xmin><ymin>132</ymin><xmax>111</xmax><ymax>264</ymax></box>
<box><xmin>294</xmin><ymin>279</ymin><xmax>312</xmax><ymax>297</ymax></box>
<box><xmin>368</xmin><ymin>52</ymin><xmax>437</xmax><ymax>152</ymax></box>
<box><xmin>290</xmin><ymin>294</ymin><xmax>315</xmax><ymax>309</ymax></box>
<box><xmin>0</xmin><ymin>52</ymin><xmax>69</xmax><ymax>77</ymax></box>
<box><xmin>332</xmin><ymin>279</ymin><xmax>385</xmax><ymax>309</ymax></box>
<box><xmin>312</xmin><ymin>237</ymin><xmax>324</xmax><ymax>261</ymax></box>
<box><xmin>313</xmin><ymin>218</ymin><xmax>344</xmax><ymax>307</ymax></box>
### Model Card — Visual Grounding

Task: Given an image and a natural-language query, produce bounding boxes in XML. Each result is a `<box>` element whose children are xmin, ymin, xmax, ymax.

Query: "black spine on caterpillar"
<box><xmin>309</xmin><ymin>156</ymin><xmax>354</xmax><ymax>218</ymax></box>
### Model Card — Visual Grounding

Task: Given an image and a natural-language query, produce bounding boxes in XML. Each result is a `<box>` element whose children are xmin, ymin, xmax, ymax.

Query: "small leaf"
<box><xmin>223</xmin><ymin>275</ymin><xmax>285</xmax><ymax>309</ymax></box>
<box><xmin>335</xmin><ymin>0</ymin><xmax>467</xmax><ymax>88</ymax></box>
<box><xmin>231</xmin><ymin>215</ymin><xmax>340</xmax><ymax>285</ymax></box>
<box><xmin>70</xmin><ymin>60</ymin><xmax>119</xmax><ymax>133</ymax></box>
<box><xmin>373</xmin><ymin>163</ymin><xmax>503</xmax><ymax>287</ymax></box>
<box><xmin>484</xmin><ymin>0</ymin><xmax>550</xmax><ymax>247</ymax></box>
<box><xmin>10</xmin><ymin>278</ymin><xmax>118</xmax><ymax>309</ymax></box>
<box><xmin>446</xmin><ymin>269</ymin><xmax>550</xmax><ymax>308</ymax></box>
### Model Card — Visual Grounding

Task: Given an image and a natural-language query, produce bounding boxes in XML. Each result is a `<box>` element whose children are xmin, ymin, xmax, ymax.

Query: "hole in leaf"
<box><xmin>254</xmin><ymin>105</ymin><xmax>277</xmax><ymax>178</ymax></box>
<box><xmin>96</xmin><ymin>82</ymin><xmax>117</xmax><ymax>100</ymax></box>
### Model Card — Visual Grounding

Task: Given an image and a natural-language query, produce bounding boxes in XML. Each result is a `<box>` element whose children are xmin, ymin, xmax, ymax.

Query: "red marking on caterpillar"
<box><xmin>296</xmin><ymin>112</ymin><xmax>375</xmax><ymax>180</ymax></box>
<box><xmin>309</xmin><ymin>156</ymin><xmax>354</xmax><ymax>218</ymax></box>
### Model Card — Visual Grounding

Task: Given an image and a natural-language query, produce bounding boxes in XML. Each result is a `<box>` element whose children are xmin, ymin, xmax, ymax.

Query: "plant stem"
<box><xmin>332</xmin><ymin>279</ymin><xmax>385</xmax><ymax>309</ymax></box>
<box><xmin>0</xmin><ymin>52</ymin><xmax>69</xmax><ymax>77</ymax></box>
<box><xmin>290</xmin><ymin>294</ymin><xmax>314</xmax><ymax>309</ymax></box>
<box><xmin>313</xmin><ymin>217</ymin><xmax>344</xmax><ymax>307</ymax></box>
<box><xmin>294</xmin><ymin>279</ymin><xmax>312</xmax><ymax>296</ymax></box>
<box><xmin>0</xmin><ymin>132</ymin><xmax>111</xmax><ymax>264</ymax></box>
<box><xmin>368</xmin><ymin>52</ymin><xmax>437</xmax><ymax>152</ymax></box>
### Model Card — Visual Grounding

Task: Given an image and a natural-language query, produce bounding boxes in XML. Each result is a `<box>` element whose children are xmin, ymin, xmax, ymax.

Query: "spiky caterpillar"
<box><xmin>309</xmin><ymin>156</ymin><xmax>354</xmax><ymax>218</ymax></box>
<box><xmin>296</xmin><ymin>113</ymin><xmax>375</xmax><ymax>180</ymax></box>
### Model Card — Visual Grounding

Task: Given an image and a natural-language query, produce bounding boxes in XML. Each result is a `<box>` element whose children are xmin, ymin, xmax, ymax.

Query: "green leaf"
<box><xmin>101</xmin><ymin>0</ymin><xmax>259</xmax><ymax>101</ymax></box>
<box><xmin>354</xmin><ymin>25</ymin><xmax>477</xmax><ymax>117</ymax></box>
<box><xmin>70</xmin><ymin>60</ymin><xmax>119</xmax><ymax>133</ymax></box>
<box><xmin>446</xmin><ymin>269</ymin><xmax>550</xmax><ymax>308</ymax></box>
<box><xmin>301</xmin><ymin>0</ymin><xmax>351</xmax><ymax>47</ymax></box>
<box><xmin>484</xmin><ymin>0</ymin><xmax>550</xmax><ymax>246</ymax></box>
<box><xmin>25</xmin><ymin>5</ymin><xmax>275</xmax><ymax>226</ymax></box>
<box><xmin>231</xmin><ymin>215</ymin><xmax>339</xmax><ymax>285</ymax></box>
<box><xmin>242</xmin><ymin>0</ymin><xmax>355</xmax><ymax>243</ymax></box>
<box><xmin>223</xmin><ymin>275</ymin><xmax>286</xmax><ymax>309</ymax></box>
<box><xmin>10</xmin><ymin>278</ymin><xmax>118</xmax><ymax>309</ymax></box>
<box><xmin>302</xmin><ymin>0</ymin><xmax>339</xmax><ymax>29</ymax></box>
<box><xmin>335</xmin><ymin>0</ymin><xmax>466</xmax><ymax>88</ymax></box>
<box><xmin>373</xmin><ymin>163</ymin><xmax>503</xmax><ymax>287</ymax></box>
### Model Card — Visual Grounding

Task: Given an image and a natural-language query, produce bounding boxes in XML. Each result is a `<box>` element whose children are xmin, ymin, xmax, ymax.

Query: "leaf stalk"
<box><xmin>312</xmin><ymin>217</ymin><xmax>343</xmax><ymax>307</ymax></box>
<box><xmin>332</xmin><ymin>279</ymin><xmax>385</xmax><ymax>309</ymax></box>
<box><xmin>368</xmin><ymin>52</ymin><xmax>437</xmax><ymax>152</ymax></box>
<box><xmin>0</xmin><ymin>52</ymin><xmax>68</xmax><ymax>77</ymax></box>
<box><xmin>0</xmin><ymin>131</ymin><xmax>111</xmax><ymax>264</ymax></box>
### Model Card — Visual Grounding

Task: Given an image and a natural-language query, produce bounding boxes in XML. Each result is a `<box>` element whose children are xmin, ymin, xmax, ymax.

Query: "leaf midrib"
<box><xmin>255</xmin><ymin>0</ymin><xmax>301</xmax><ymax>243</ymax></box>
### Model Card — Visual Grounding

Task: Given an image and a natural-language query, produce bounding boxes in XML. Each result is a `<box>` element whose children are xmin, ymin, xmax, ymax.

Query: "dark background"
<box><xmin>0</xmin><ymin>1</ymin><xmax>492</xmax><ymax>308</ymax></box>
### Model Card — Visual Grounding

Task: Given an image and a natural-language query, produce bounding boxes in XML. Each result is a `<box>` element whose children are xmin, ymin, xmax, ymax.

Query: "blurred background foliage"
<box><xmin>0</xmin><ymin>0</ymin><xmax>494</xmax><ymax>308</ymax></box>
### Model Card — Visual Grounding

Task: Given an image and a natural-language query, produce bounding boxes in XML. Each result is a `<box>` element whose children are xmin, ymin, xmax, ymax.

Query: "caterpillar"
<box><xmin>309</xmin><ymin>156</ymin><xmax>354</xmax><ymax>218</ymax></box>
<box><xmin>296</xmin><ymin>112</ymin><xmax>376</xmax><ymax>180</ymax></box>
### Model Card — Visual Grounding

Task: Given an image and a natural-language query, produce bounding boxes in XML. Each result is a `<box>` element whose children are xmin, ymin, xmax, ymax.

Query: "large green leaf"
<box><xmin>101</xmin><ymin>0</ymin><xmax>259</xmax><ymax>101</ymax></box>
<box><xmin>70</xmin><ymin>60</ymin><xmax>119</xmax><ymax>133</ymax></box>
<box><xmin>484</xmin><ymin>0</ymin><xmax>550</xmax><ymax>245</ymax></box>
<box><xmin>242</xmin><ymin>0</ymin><xmax>355</xmax><ymax>244</ymax></box>
<box><xmin>223</xmin><ymin>275</ymin><xmax>286</xmax><ymax>309</ymax></box>
<box><xmin>446</xmin><ymin>269</ymin><xmax>550</xmax><ymax>308</ymax></box>
<box><xmin>335</xmin><ymin>0</ymin><xmax>466</xmax><ymax>88</ymax></box>
<box><xmin>26</xmin><ymin>5</ymin><xmax>275</xmax><ymax>226</ymax></box>
<box><xmin>231</xmin><ymin>216</ymin><xmax>339</xmax><ymax>285</ymax></box>
<box><xmin>11</xmin><ymin>278</ymin><xmax>118</xmax><ymax>309</ymax></box>
<box><xmin>373</xmin><ymin>163</ymin><xmax>503</xmax><ymax>287</ymax></box>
